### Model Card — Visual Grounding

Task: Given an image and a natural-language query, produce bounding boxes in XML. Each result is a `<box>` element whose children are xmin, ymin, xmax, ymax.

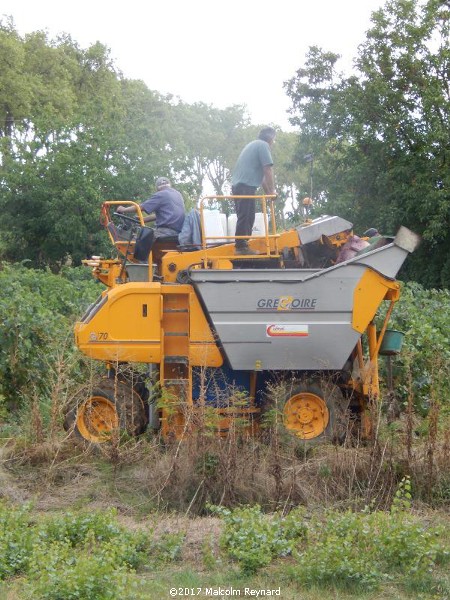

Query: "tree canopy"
<box><xmin>0</xmin><ymin>19</ymin><xmax>257</xmax><ymax>267</ymax></box>
<box><xmin>285</xmin><ymin>0</ymin><xmax>449</xmax><ymax>286</ymax></box>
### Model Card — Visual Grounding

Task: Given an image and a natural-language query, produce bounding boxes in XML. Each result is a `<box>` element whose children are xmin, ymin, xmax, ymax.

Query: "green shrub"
<box><xmin>151</xmin><ymin>532</ymin><xmax>185</xmax><ymax>564</ymax></box>
<box><xmin>211</xmin><ymin>482</ymin><xmax>449</xmax><ymax>592</ymax></box>
<box><xmin>0</xmin><ymin>263</ymin><xmax>99</xmax><ymax>411</ymax></box>
<box><xmin>292</xmin><ymin>506</ymin><xmax>449</xmax><ymax>592</ymax></box>
<box><xmin>211</xmin><ymin>504</ymin><xmax>306</xmax><ymax>574</ymax></box>
<box><xmin>38</xmin><ymin>509</ymin><xmax>150</xmax><ymax>569</ymax></box>
<box><xmin>0</xmin><ymin>502</ymin><xmax>36</xmax><ymax>579</ymax></box>
<box><xmin>27</xmin><ymin>536</ymin><xmax>137</xmax><ymax>600</ymax></box>
<box><xmin>0</xmin><ymin>501</ymin><xmax>157</xmax><ymax>598</ymax></box>
<box><xmin>380</xmin><ymin>282</ymin><xmax>450</xmax><ymax>414</ymax></box>
<box><xmin>293</xmin><ymin>513</ymin><xmax>381</xmax><ymax>590</ymax></box>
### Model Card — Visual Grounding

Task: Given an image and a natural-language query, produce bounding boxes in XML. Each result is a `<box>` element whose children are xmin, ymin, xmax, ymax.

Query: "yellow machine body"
<box><xmin>75</xmin><ymin>283</ymin><xmax>222</xmax><ymax>367</ymax></box>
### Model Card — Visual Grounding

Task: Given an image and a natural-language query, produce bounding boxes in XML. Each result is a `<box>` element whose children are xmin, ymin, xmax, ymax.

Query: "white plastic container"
<box><xmin>203</xmin><ymin>210</ymin><xmax>226</xmax><ymax>245</ymax></box>
<box><xmin>228</xmin><ymin>213</ymin><xmax>237</xmax><ymax>236</ymax></box>
<box><xmin>227</xmin><ymin>212</ymin><xmax>266</xmax><ymax>239</ymax></box>
<box><xmin>252</xmin><ymin>213</ymin><xmax>266</xmax><ymax>237</ymax></box>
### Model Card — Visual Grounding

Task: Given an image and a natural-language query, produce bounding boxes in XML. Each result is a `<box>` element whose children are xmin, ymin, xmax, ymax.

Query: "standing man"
<box><xmin>117</xmin><ymin>176</ymin><xmax>185</xmax><ymax>238</ymax></box>
<box><xmin>231</xmin><ymin>127</ymin><xmax>276</xmax><ymax>254</ymax></box>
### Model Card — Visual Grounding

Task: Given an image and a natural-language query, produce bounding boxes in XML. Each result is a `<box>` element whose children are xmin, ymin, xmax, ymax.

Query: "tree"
<box><xmin>172</xmin><ymin>101</ymin><xmax>250</xmax><ymax>198</ymax></box>
<box><xmin>285</xmin><ymin>0</ymin><xmax>450</xmax><ymax>286</ymax></box>
<box><xmin>0</xmin><ymin>24</ymin><xmax>126</xmax><ymax>267</ymax></box>
<box><xmin>271</xmin><ymin>130</ymin><xmax>316</xmax><ymax>226</ymax></box>
<box><xmin>0</xmin><ymin>22</ymin><xmax>260</xmax><ymax>265</ymax></box>
<box><xmin>0</xmin><ymin>23</ymin><xmax>190</xmax><ymax>266</ymax></box>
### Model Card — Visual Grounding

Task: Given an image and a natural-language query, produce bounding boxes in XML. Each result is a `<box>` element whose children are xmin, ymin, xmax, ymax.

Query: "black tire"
<box><xmin>64</xmin><ymin>378</ymin><xmax>148</xmax><ymax>444</ymax></box>
<box><xmin>106</xmin><ymin>365</ymin><xmax>151</xmax><ymax>406</ymax></box>
<box><xmin>264</xmin><ymin>378</ymin><xmax>349</xmax><ymax>447</ymax></box>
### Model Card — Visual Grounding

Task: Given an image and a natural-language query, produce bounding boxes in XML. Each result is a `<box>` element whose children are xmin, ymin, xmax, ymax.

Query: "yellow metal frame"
<box><xmin>75</xmin><ymin>282</ymin><xmax>223</xmax><ymax>367</ymax></box>
<box><xmin>95</xmin><ymin>196</ymin><xmax>353</xmax><ymax>286</ymax></box>
<box><xmin>349</xmin><ymin>273</ymin><xmax>401</xmax><ymax>437</ymax></box>
<box><xmin>101</xmin><ymin>201</ymin><xmax>154</xmax><ymax>281</ymax></box>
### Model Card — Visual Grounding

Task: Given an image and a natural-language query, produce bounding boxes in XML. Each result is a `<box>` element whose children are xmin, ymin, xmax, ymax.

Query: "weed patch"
<box><xmin>212</xmin><ymin>480</ymin><xmax>450</xmax><ymax>592</ymax></box>
<box><xmin>210</xmin><ymin>504</ymin><xmax>307</xmax><ymax>574</ymax></box>
<box><xmin>0</xmin><ymin>500</ymin><xmax>183</xmax><ymax>599</ymax></box>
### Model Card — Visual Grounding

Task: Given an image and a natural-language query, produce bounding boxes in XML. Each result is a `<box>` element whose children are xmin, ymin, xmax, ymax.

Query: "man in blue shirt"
<box><xmin>117</xmin><ymin>177</ymin><xmax>185</xmax><ymax>238</ymax></box>
<box><xmin>231</xmin><ymin>127</ymin><xmax>276</xmax><ymax>254</ymax></box>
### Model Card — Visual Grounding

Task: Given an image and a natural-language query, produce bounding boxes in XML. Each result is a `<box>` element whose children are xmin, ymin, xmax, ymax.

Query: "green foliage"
<box><xmin>382</xmin><ymin>282</ymin><xmax>450</xmax><ymax>413</ymax></box>
<box><xmin>210</xmin><ymin>504</ymin><xmax>306</xmax><ymax>574</ymax></box>
<box><xmin>0</xmin><ymin>502</ymin><xmax>35</xmax><ymax>579</ymax></box>
<box><xmin>391</xmin><ymin>475</ymin><xmax>413</xmax><ymax>513</ymax></box>
<box><xmin>1</xmin><ymin>494</ymin><xmax>449</xmax><ymax>598</ymax></box>
<box><xmin>292</xmin><ymin>508</ymin><xmax>448</xmax><ymax>592</ymax></box>
<box><xmin>212</xmin><ymin>487</ymin><xmax>449</xmax><ymax>593</ymax></box>
<box><xmin>172</xmin><ymin>101</ymin><xmax>250</xmax><ymax>197</ymax></box>
<box><xmin>285</xmin><ymin>0</ymin><xmax>450</xmax><ymax>286</ymax></box>
<box><xmin>0</xmin><ymin>21</ymin><xmax>261</xmax><ymax>267</ymax></box>
<box><xmin>0</xmin><ymin>500</ymin><xmax>189</xmax><ymax>599</ymax></box>
<box><xmin>292</xmin><ymin>511</ymin><xmax>382</xmax><ymax>590</ymax></box>
<box><xmin>38</xmin><ymin>509</ymin><xmax>150</xmax><ymax>568</ymax></box>
<box><xmin>151</xmin><ymin>532</ymin><xmax>185</xmax><ymax>565</ymax></box>
<box><xmin>27</xmin><ymin>537</ymin><xmax>137</xmax><ymax>600</ymax></box>
<box><xmin>0</xmin><ymin>501</ymin><xmax>150</xmax><ymax>577</ymax></box>
<box><xmin>0</xmin><ymin>23</ymin><xmax>125</xmax><ymax>267</ymax></box>
<box><xmin>27</xmin><ymin>510</ymin><xmax>151</xmax><ymax>599</ymax></box>
<box><xmin>0</xmin><ymin>263</ymin><xmax>100</xmax><ymax>410</ymax></box>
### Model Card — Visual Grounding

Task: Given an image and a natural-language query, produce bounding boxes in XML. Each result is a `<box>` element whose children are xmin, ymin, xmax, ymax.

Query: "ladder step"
<box><xmin>164</xmin><ymin>332</ymin><xmax>188</xmax><ymax>337</ymax></box>
<box><xmin>164</xmin><ymin>356</ymin><xmax>189</xmax><ymax>365</ymax></box>
<box><xmin>164</xmin><ymin>379</ymin><xmax>190</xmax><ymax>386</ymax></box>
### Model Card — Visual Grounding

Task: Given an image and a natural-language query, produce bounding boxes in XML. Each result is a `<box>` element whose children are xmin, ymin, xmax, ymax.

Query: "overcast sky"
<box><xmin>1</xmin><ymin>0</ymin><xmax>386</xmax><ymax>129</ymax></box>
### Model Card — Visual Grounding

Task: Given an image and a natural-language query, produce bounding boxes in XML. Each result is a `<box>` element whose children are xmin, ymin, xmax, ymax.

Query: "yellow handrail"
<box><xmin>199</xmin><ymin>194</ymin><xmax>278</xmax><ymax>254</ymax></box>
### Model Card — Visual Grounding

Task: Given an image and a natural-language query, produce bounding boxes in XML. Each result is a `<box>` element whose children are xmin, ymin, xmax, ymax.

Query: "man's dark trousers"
<box><xmin>232</xmin><ymin>183</ymin><xmax>257</xmax><ymax>248</ymax></box>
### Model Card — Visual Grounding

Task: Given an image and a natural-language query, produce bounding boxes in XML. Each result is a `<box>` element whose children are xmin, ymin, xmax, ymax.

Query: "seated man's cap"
<box><xmin>156</xmin><ymin>176</ymin><xmax>170</xmax><ymax>187</ymax></box>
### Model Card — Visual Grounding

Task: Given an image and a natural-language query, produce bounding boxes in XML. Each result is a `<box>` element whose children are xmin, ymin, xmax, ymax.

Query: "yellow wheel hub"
<box><xmin>283</xmin><ymin>392</ymin><xmax>329</xmax><ymax>439</ymax></box>
<box><xmin>76</xmin><ymin>396</ymin><xmax>119</xmax><ymax>443</ymax></box>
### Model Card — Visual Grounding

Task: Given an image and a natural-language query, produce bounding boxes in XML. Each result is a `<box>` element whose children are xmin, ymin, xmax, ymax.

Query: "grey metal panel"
<box><xmin>296</xmin><ymin>215</ymin><xmax>353</xmax><ymax>244</ymax></box>
<box><xmin>190</xmin><ymin>241</ymin><xmax>408</xmax><ymax>284</ymax></box>
<box><xmin>341</xmin><ymin>244</ymin><xmax>409</xmax><ymax>279</ymax></box>
<box><xmin>190</xmin><ymin>241</ymin><xmax>412</xmax><ymax>372</ymax></box>
<box><xmin>192</xmin><ymin>267</ymin><xmax>364</xmax><ymax>370</ymax></box>
<box><xmin>193</xmin><ymin>270</ymin><xmax>364</xmax><ymax>314</ymax></box>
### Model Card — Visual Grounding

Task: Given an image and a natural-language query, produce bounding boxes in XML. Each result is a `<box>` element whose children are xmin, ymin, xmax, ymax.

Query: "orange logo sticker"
<box><xmin>266</xmin><ymin>324</ymin><xmax>309</xmax><ymax>337</ymax></box>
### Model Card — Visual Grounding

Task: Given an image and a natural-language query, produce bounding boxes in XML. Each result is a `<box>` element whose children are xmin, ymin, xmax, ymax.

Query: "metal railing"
<box><xmin>199</xmin><ymin>194</ymin><xmax>278</xmax><ymax>255</ymax></box>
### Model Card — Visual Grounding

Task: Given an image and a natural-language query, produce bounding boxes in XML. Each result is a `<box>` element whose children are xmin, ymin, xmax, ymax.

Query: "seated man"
<box><xmin>117</xmin><ymin>177</ymin><xmax>185</xmax><ymax>239</ymax></box>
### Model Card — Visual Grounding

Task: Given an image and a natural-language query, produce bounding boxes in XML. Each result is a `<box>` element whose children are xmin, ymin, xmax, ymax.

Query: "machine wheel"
<box><xmin>64</xmin><ymin>378</ymin><xmax>148</xmax><ymax>444</ymax></box>
<box><xmin>271</xmin><ymin>379</ymin><xmax>349</xmax><ymax>446</ymax></box>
